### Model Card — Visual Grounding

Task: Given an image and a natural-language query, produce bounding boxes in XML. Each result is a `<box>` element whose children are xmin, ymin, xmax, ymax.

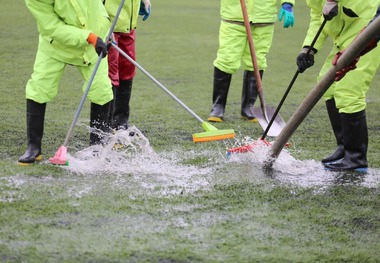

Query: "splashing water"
<box><xmin>2</xmin><ymin>128</ymin><xmax>380</xmax><ymax>203</ymax></box>
<box><xmin>225</xmin><ymin>136</ymin><xmax>380</xmax><ymax>188</ymax></box>
<box><xmin>62</xmin><ymin>126</ymin><xmax>214</xmax><ymax>195</ymax></box>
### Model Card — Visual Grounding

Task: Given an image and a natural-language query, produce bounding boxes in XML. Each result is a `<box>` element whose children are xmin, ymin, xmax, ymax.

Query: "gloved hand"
<box><xmin>296</xmin><ymin>47</ymin><xmax>315</xmax><ymax>73</ymax></box>
<box><xmin>332</xmin><ymin>35</ymin><xmax>378</xmax><ymax>81</ymax></box>
<box><xmin>278</xmin><ymin>3</ymin><xmax>294</xmax><ymax>28</ymax></box>
<box><xmin>332</xmin><ymin>51</ymin><xmax>358</xmax><ymax>81</ymax></box>
<box><xmin>87</xmin><ymin>33</ymin><xmax>107</xmax><ymax>58</ymax></box>
<box><xmin>139</xmin><ymin>0</ymin><xmax>151</xmax><ymax>21</ymax></box>
<box><xmin>322</xmin><ymin>0</ymin><xmax>338</xmax><ymax>21</ymax></box>
<box><xmin>107</xmin><ymin>33</ymin><xmax>116</xmax><ymax>50</ymax></box>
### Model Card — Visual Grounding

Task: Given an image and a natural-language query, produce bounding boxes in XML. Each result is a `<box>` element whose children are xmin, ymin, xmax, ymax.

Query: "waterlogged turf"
<box><xmin>1</xmin><ymin>0</ymin><xmax>380</xmax><ymax>262</ymax></box>
<box><xmin>2</xmin><ymin>127</ymin><xmax>380</xmax><ymax>262</ymax></box>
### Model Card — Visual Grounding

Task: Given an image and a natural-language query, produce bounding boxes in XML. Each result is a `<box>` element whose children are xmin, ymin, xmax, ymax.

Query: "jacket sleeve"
<box><xmin>302</xmin><ymin>8</ymin><xmax>329</xmax><ymax>52</ymax></box>
<box><xmin>370</xmin><ymin>5</ymin><xmax>380</xmax><ymax>24</ymax></box>
<box><xmin>25</xmin><ymin>0</ymin><xmax>91</xmax><ymax>48</ymax></box>
<box><xmin>281</xmin><ymin>0</ymin><xmax>295</xmax><ymax>6</ymax></box>
<box><xmin>370</xmin><ymin>5</ymin><xmax>380</xmax><ymax>42</ymax></box>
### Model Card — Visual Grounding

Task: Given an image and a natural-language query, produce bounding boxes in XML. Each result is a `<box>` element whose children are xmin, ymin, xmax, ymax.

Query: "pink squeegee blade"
<box><xmin>49</xmin><ymin>146</ymin><xmax>68</xmax><ymax>165</ymax></box>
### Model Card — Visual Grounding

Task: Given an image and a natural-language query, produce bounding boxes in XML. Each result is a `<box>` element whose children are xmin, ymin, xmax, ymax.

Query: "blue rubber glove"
<box><xmin>278</xmin><ymin>3</ymin><xmax>294</xmax><ymax>28</ymax></box>
<box><xmin>139</xmin><ymin>0</ymin><xmax>151</xmax><ymax>21</ymax></box>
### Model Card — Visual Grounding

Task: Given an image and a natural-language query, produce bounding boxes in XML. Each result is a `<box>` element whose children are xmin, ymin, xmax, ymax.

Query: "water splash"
<box><xmin>2</xmin><ymin>129</ymin><xmax>380</xmax><ymax>204</ymax></box>
<box><xmin>61</xmin><ymin>126</ymin><xmax>214</xmax><ymax>195</ymax></box>
<box><xmin>225</xmin><ymin>136</ymin><xmax>380</xmax><ymax>188</ymax></box>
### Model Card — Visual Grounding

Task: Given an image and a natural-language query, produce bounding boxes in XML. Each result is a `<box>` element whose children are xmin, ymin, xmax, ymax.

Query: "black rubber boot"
<box><xmin>90</xmin><ymin>101</ymin><xmax>112</xmax><ymax>145</ymax></box>
<box><xmin>18</xmin><ymin>99</ymin><xmax>46</xmax><ymax>165</ymax></box>
<box><xmin>208</xmin><ymin>67</ymin><xmax>232</xmax><ymax>122</ymax></box>
<box><xmin>322</xmin><ymin>99</ymin><xmax>345</xmax><ymax>164</ymax></box>
<box><xmin>107</xmin><ymin>85</ymin><xmax>117</xmax><ymax>127</ymax></box>
<box><xmin>241</xmin><ymin>70</ymin><xmax>262</xmax><ymax>122</ymax></box>
<box><xmin>112</xmin><ymin>79</ymin><xmax>132</xmax><ymax>130</ymax></box>
<box><xmin>324</xmin><ymin>110</ymin><xmax>368</xmax><ymax>173</ymax></box>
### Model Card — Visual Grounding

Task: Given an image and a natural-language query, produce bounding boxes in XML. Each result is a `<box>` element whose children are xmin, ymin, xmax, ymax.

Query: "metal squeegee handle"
<box><xmin>62</xmin><ymin>0</ymin><xmax>126</xmax><ymax>147</ymax></box>
<box><xmin>111</xmin><ymin>41</ymin><xmax>205</xmax><ymax>124</ymax></box>
<box><xmin>261</xmin><ymin>18</ymin><xmax>327</xmax><ymax>140</ymax></box>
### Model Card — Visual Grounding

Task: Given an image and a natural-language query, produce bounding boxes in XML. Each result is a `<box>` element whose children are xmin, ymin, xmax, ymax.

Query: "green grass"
<box><xmin>1</xmin><ymin>0</ymin><xmax>380</xmax><ymax>262</ymax></box>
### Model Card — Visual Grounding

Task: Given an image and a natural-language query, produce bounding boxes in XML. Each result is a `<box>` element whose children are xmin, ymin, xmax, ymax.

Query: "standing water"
<box><xmin>62</xmin><ymin>127</ymin><xmax>380</xmax><ymax>191</ymax></box>
<box><xmin>63</xmin><ymin>126</ymin><xmax>215</xmax><ymax>195</ymax></box>
<box><xmin>2</xmin><ymin>126</ymin><xmax>379</xmax><ymax>203</ymax></box>
<box><xmin>225</xmin><ymin>135</ymin><xmax>380</xmax><ymax>188</ymax></box>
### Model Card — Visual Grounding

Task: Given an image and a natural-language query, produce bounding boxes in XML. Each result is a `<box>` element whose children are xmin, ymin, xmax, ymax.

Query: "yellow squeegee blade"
<box><xmin>192</xmin><ymin>129</ymin><xmax>235</xmax><ymax>143</ymax></box>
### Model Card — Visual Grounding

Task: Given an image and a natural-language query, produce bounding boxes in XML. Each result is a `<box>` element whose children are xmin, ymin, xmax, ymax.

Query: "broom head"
<box><xmin>49</xmin><ymin>145</ymin><xmax>69</xmax><ymax>165</ymax></box>
<box><xmin>227</xmin><ymin>138</ymin><xmax>271</xmax><ymax>154</ymax></box>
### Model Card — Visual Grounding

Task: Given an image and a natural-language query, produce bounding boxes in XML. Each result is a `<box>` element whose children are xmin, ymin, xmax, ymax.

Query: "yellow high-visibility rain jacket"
<box><xmin>220</xmin><ymin>0</ymin><xmax>295</xmax><ymax>23</ymax></box>
<box><xmin>105</xmin><ymin>0</ymin><xmax>141</xmax><ymax>33</ymax></box>
<box><xmin>304</xmin><ymin>0</ymin><xmax>380</xmax><ymax>113</ymax></box>
<box><xmin>303</xmin><ymin>0</ymin><xmax>380</xmax><ymax>51</ymax></box>
<box><xmin>25</xmin><ymin>0</ymin><xmax>110</xmax><ymax>66</ymax></box>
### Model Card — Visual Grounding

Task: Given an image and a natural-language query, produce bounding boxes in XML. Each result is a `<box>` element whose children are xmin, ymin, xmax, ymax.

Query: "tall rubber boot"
<box><xmin>241</xmin><ymin>70</ymin><xmax>262</xmax><ymax>122</ymax></box>
<box><xmin>113</xmin><ymin>79</ymin><xmax>132</xmax><ymax>130</ymax></box>
<box><xmin>90</xmin><ymin>101</ymin><xmax>111</xmax><ymax>145</ymax></box>
<box><xmin>324</xmin><ymin>110</ymin><xmax>368</xmax><ymax>173</ymax></box>
<box><xmin>322</xmin><ymin>99</ymin><xmax>344</xmax><ymax>164</ymax></box>
<box><xmin>18</xmin><ymin>99</ymin><xmax>46</xmax><ymax>165</ymax></box>
<box><xmin>107</xmin><ymin>85</ymin><xmax>117</xmax><ymax>128</ymax></box>
<box><xmin>208</xmin><ymin>67</ymin><xmax>232</xmax><ymax>122</ymax></box>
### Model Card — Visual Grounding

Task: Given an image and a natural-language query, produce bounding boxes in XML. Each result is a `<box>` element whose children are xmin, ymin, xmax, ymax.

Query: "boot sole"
<box><xmin>208</xmin><ymin>116</ymin><xmax>223</xmax><ymax>123</ymax></box>
<box><xmin>322</xmin><ymin>158</ymin><xmax>344</xmax><ymax>166</ymax></box>
<box><xmin>324</xmin><ymin>166</ymin><xmax>368</xmax><ymax>173</ymax></box>
<box><xmin>354</xmin><ymin>167</ymin><xmax>369</xmax><ymax>173</ymax></box>
<box><xmin>241</xmin><ymin>116</ymin><xmax>258</xmax><ymax>123</ymax></box>
<box><xmin>18</xmin><ymin>155</ymin><xmax>43</xmax><ymax>166</ymax></box>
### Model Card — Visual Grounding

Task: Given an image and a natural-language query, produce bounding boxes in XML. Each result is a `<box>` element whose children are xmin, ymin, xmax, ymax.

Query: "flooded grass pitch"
<box><xmin>1</xmin><ymin>0</ymin><xmax>380</xmax><ymax>260</ymax></box>
<box><xmin>3</xmin><ymin>126</ymin><xmax>380</xmax><ymax>202</ymax></box>
<box><xmin>1</xmin><ymin>127</ymin><xmax>380</xmax><ymax>262</ymax></box>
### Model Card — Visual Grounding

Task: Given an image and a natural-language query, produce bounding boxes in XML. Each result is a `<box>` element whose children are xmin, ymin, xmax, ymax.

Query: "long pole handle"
<box><xmin>62</xmin><ymin>0</ymin><xmax>125</xmax><ymax>146</ymax></box>
<box><xmin>111</xmin><ymin>42</ymin><xmax>205</xmax><ymax>124</ymax></box>
<box><xmin>260</xmin><ymin>18</ymin><xmax>327</xmax><ymax>140</ymax></box>
<box><xmin>240</xmin><ymin>0</ymin><xmax>269</xmax><ymax>123</ymax></box>
<box><xmin>62</xmin><ymin>55</ymin><xmax>102</xmax><ymax>146</ymax></box>
<box><xmin>266</xmin><ymin>16</ymin><xmax>380</xmax><ymax>166</ymax></box>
